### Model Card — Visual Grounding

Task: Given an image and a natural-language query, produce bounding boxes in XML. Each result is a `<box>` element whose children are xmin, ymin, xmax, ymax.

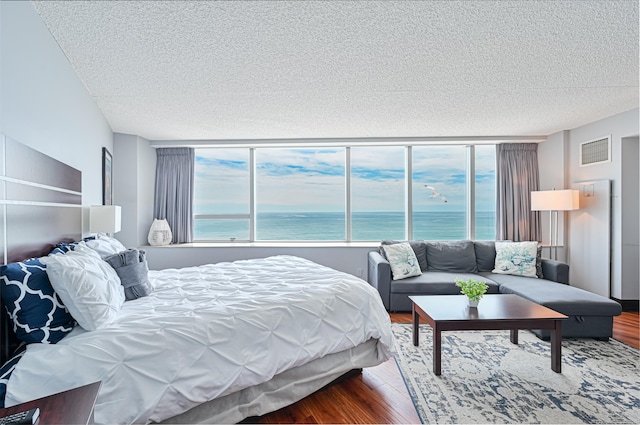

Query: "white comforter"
<box><xmin>5</xmin><ymin>256</ymin><xmax>393</xmax><ymax>424</ymax></box>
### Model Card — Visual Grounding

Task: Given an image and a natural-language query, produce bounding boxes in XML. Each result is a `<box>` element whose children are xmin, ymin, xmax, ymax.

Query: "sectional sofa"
<box><xmin>368</xmin><ymin>240</ymin><xmax>622</xmax><ymax>339</ymax></box>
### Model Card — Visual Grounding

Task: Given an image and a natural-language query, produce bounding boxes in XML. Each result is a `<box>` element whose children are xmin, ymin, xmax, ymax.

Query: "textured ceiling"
<box><xmin>32</xmin><ymin>0</ymin><xmax>638</xmax><ymax>141</ymax></box>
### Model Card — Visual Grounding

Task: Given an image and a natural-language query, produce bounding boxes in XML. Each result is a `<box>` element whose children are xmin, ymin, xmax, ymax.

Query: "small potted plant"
<box><xmin>455</xmin><ymin>278</ymin><xmax>488</xmax><ymax>308</ymax></box>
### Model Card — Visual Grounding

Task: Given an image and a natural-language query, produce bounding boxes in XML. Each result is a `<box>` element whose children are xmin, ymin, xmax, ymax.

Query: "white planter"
<box><xmin>148</xmin><ymin>219</ymin><xmax>172</xmax><ymax>246</ymax></box>
<box><xmin>468</xmin><ymin>298</ymin><xmax>479</xmax><ymax>308</ymax></box>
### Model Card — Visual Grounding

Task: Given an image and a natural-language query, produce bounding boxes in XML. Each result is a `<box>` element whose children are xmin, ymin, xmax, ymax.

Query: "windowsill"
<box><xmin>142</xmin><ymin>241</ymin><xmax>380</xmax><ymax>248</ymax></box>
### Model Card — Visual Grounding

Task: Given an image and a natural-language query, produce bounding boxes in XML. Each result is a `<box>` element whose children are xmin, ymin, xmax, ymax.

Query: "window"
<box><xmin>194</xmin><ymin>149</ymin><xmax>250</xmax><ymax>241</ymax></box>
<box><xmin>412</xmin><ymin>146</ymin><xmax>467</xmax><ymax>240</ymax></box>
<box><xmin>350</xmin><ymin>147</ymin><xmax>405</xmax><ymax>241</ymax></box>
<box><xmin>255</xmin><ymin>148</ymin><xmax>345</xmax><ymax>240</ymax></box>
<box><xmin>474</xmin><ymin>145</ymin><xmax>496</xmax><ymax>240</ymax></box>
<box><xmin>193</xmin><ymin>144</ymin><xmax>497</xmax><ymax>242</ymax></box>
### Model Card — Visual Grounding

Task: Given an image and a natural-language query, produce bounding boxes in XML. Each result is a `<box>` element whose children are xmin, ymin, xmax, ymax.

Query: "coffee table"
<box><xmin>410</xmin><ymin>294</ymin><xmax>568</xmax><ymax>375</ymax></box>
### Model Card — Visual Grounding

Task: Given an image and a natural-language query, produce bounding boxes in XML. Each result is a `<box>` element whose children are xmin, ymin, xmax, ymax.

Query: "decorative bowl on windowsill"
<box><xmin>455</xmin><ymin>278</ymin><xmax>489</xmax><ymax>308</ymax></box>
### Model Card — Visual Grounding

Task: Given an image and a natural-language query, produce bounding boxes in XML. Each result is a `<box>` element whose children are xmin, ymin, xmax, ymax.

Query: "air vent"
<box><xmin>580</xmin><ymin>135</ymin><xmax>611</xmax><ymax>166</ymax></box>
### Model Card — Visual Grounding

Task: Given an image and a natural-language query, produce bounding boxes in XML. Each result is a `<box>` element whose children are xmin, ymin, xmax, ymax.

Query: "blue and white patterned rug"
<box><xmin>392</xmin><ymin>324</ymin><xmax>640</xmax><ymax>424</ymax></box>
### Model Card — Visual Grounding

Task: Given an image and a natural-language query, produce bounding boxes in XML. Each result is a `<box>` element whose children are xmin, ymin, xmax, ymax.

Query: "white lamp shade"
<box><xmin>90</xmin><ymin>205</ymin><xmax>122</xmax><ymax>233</ymax></box>
<box><xmin>531</xmin><ymin>189</ymin><xmax>580</xmax><ymax>211</ymax></box>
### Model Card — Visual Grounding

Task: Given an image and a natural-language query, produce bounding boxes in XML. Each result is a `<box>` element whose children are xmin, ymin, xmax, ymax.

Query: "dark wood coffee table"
<box><xmin>410</xmin><ymin>294</ymin><xmax>568</xmax><ymax>375</ymax></box>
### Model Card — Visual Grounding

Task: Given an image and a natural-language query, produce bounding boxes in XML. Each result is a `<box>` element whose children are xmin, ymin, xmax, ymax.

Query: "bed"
<box><xmin>0</xmin><ymin>137</ymin><xmax>393</xmax><ymax>424</ymax></box>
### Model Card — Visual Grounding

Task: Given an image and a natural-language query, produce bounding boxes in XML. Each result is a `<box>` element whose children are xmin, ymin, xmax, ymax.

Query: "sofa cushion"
<box><xmin>425</xmin><ymin>240</ymin><xmax>477</xmax><ymax>273</ymax></box>
<box><xmin>492</xmin><ymin>241</ymin><xmax>538</xmax><ymax>277</ymax></box>
<box><xmin>474</xmin><ymin>241</ymin><xmax>496</xmax><ymax>272</ymax></box>
<box><xmin>392</xmin><ymin>272</ymin><xmax>499</xmax><ymax>295</ymax></box>
<box><xmin>484</xmin><ymin>272</ymin><xmax>622</xmax><ymax>317</ymax></box>
<box><xmin>380</xmin><ymin>240</ymin><xmax>427</xmax><ymax>271</ymax></box>
<box><xmin>381</xmin><ymin>242</ymin><xmax>422</xmax><ymax>280</ymax></box>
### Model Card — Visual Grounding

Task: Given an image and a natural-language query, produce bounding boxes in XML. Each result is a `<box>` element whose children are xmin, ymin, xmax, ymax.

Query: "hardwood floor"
<box><xmin>613</xmin><ymin>311</ymin><xmax>640</xmax><ymax>348</ymax></box>
<box><xmin>254</xmin><ymin>311</ymin><xmax>639</xmax><ymax>424</ymax></box>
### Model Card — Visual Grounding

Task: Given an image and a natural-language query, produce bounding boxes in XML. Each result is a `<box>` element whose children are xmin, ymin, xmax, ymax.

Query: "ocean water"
<box><xmin>194</xmin><ymin>211</ymin><xmax>496</xmax><ymax>241</ymax></box>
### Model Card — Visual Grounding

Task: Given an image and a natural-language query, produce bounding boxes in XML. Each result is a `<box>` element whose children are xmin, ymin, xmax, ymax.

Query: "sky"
<box><xmin>194</xmin><ymin>145</ymin><xmax>496</xmax><ymax>214</ymax></box>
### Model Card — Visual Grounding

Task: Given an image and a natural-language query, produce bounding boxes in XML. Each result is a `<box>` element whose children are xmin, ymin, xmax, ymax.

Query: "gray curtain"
<box><xmin>154</xmin><ymin>148</ymin><xmax>194</xmax><ymax>243</ymax></box>
<box><xmin>496</xmin><ymin>143</ymin><xmax>541</xmax><ymax>242</ymax></box>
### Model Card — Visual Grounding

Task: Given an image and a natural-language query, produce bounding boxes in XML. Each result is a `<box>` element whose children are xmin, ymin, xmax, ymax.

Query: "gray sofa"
<box><xmin>368</xmin><ymin>240</ymin><xmax>622</xmax><ymax>339</ymax></box>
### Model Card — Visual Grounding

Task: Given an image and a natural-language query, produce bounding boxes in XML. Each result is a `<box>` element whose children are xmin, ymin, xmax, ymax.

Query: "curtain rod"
<box><xmin>149</xmin><ymin>135</ymin><xmax>546</xmax><ymax>149</ymax></box>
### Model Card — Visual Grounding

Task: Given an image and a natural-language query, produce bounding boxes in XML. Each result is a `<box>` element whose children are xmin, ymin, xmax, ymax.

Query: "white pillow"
<box><xmin>492</xmin><ymin>241</ymin><xmax>539</xmax><ymax>278</ymax></box>
<box><xmin>85</xmin><ymin>234</ymin><xmax>127</xmax><ymax>257</ymax></box>
<box><xmin>42</xmin><ymin>246</ymin><xmax>125</xmax><ymax>331</ymax></box>
<box><xmin>382</xmin><ymin>242</ymin><xmax>422</xmax><ymax>280</ymax></box>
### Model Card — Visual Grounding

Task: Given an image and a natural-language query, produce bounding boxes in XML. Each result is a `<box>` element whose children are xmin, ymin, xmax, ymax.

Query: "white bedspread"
<box><xmin>5</xmin><ymin>256</ymin><xmax>393</xmax><ymax>424</ymax></box>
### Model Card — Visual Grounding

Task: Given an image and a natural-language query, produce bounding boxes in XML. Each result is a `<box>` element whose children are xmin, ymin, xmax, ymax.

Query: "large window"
<box><xmin>194</xmin><ymin>144</ymin><xmax>496</xmax><ymax>242</ymax></box>
<box><xmin>194</xmin><ymin>149</ymin><xmax>250</xmax><ymax>241</ymax></box>
<box><xmin>412</xmin><ymin>146</ymin><xmax>467</xmax><ymax>240</ymax></box>
<box><xmin>255</xmin><ymin>148</ymin><xmax>345</xmax><ymax>240</ymax></box>
<box><xmin>474</xmin><ymin>145</ymin><xmax>496</xmax><ymax>240</ymax></box>
<box><xmin>350</xmin><ymin>147</ymin><xmax>405</xmax><ymax>241</ymax></box>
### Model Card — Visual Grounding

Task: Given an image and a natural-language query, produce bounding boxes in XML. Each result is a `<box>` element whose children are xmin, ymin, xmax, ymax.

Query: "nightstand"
<box><xmin>0</xmin><ymin>381</ymin><xmax>101</xmax><ymax>424</ymax></box>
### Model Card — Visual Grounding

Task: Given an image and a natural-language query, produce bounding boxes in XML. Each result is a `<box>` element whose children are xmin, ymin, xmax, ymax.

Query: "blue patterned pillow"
<box><xmin>49</xmin><ymin>247</ymin><xmax>67</xmax><ymax>255</ymax></box>
<box><xmin>382</xmin><ymin>242</ymin><xmax>422</xmax><ymax>280</ymax></box>
<box><xmin>0</xmin><ymin>257</ymin><xmax>75</xmax><ymax>344</ymax></box>
<box><xmin>53</xmin><ymin>241</ymin><xmax>79</xmax><ymax>253</ymax></box>
<box><xmin>492</xmin><ymin>241</ymin><xmax>539</xmax><ymax>278</ymax></box>
<box><xmin>0</xmin><ymin>344</ymin><xmax>26</xmax><ymax>408</ymax></box>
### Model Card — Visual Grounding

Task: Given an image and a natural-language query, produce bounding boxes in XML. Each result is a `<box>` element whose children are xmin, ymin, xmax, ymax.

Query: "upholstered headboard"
<box><xmin>0</xmin><ymin>135</ymin><xmax>82</xmax><ymax>364</ymax></box>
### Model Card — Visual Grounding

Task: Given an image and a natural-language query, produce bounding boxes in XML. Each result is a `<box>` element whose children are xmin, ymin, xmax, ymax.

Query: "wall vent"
<box><xmin>580</xmin><ymin>135</ymin><xmax>611</xmax><ymax>167</ymax></box>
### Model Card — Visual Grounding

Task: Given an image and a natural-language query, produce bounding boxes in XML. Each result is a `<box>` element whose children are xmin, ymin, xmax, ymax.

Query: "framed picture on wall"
<box><xmin>102</xmin><ymin>147</ymin><xmax>113</xmax><ymax>205</ymax></box>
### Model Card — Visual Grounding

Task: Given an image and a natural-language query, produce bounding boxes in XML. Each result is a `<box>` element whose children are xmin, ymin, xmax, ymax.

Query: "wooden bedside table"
<box><xmin>0</xmin><ymin>381</ymin><xmax>101</xmax><ymax>424</ymax></box>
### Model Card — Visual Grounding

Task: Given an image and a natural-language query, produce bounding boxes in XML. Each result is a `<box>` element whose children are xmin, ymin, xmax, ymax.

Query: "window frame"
<box><xmin>193</xmin><ymin>144</ymin><xmax>495</xmax><ymax>242</ymax></box>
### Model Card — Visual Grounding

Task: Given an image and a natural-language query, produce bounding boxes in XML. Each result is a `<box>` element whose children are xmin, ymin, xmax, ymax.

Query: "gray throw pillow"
<box><xmin>474</xmin><ymin>241</ymin><xmax>496</xmax><ymax>272</ymax></box>
<box><xmin>104</xmin><ymin>249</ymin><xmax>153</xmax><ymax>301</ymax></box>
<box><xmin>425</xmin><ymin>240</ymin><xmax>478</xmax><ymax>273</ymax></box>
<box><xmin>380</xmin><ymin>240</ymin><xmax>428</xmax><ymax>271</ymax></box>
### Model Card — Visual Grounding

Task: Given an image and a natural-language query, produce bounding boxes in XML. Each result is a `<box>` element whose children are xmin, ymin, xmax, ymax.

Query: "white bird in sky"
<box><xmin>424</xmin><ymin>185</ymin><xmax>448</xmax><ymax>203</ymax></box>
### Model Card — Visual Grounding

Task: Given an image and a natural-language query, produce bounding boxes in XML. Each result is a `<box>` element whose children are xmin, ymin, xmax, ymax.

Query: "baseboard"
<box><xmin>612</xmin><ymin>297</ymin><xmax>639</xmax><ymax>312</ymax></box>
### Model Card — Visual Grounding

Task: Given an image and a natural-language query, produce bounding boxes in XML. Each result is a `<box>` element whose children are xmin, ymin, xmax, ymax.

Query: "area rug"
<box><xmin>392</xmin><ymin>323</ymin><xmax>640</xmax><ymax>424</ymax></box>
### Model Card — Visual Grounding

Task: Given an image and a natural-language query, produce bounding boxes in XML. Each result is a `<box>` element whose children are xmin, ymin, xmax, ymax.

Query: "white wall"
<box><xmin>540</xmin><ymin>109</ymin><xmax>639</xmax><ymax>300</ymax></box>
<box><xmin>137</xmin><ymin>138</ymin><xmax>157</xmax><ymax>244</ymax></box>
<box><xmin>113</xmin><ymin>133</ymin><xmax>156</xmax><ymax>247</ymax></box>
<box><xmin>0</xmin><ymin>1</ymin><xmax>112</xmax><ymax>233</ymax></box>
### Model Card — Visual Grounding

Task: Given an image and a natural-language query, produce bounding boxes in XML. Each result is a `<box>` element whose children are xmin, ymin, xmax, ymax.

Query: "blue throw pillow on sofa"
<box><xmin>0</xmin><ymin>257</ymin><xmax>76</xmax><ymax>344</ymax></box>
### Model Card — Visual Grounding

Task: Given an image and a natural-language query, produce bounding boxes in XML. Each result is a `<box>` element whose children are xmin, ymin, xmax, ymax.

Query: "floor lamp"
<box><xmin>530</xmin><ymin>189</ymin><xmax>580</xmax><ymax>260</ymax></box>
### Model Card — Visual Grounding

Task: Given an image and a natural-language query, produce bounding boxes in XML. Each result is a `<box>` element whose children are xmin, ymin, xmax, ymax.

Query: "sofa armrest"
<box><xmin>541</xmin><ymin>258</ymin><xmax>569</xmax><ymax>284</ymax></box>
<box><xmin>368</xmin><ymin>251</ymin><xmax>391</xmax><ymax>310</ymax></box>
